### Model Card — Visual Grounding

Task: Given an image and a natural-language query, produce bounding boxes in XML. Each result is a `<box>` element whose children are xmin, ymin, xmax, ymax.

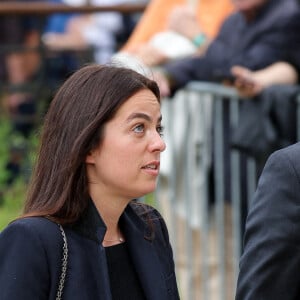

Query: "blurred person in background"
<box><xmin>0</xmin><ymin>0</ymin><xmax>41</xmax><ymax>137</ymax></box>
<box><xmin>43</xmin><ymin>0</ymin><xmax>144</xmax><ymax>64</ymax></box>
<box><xmin>0</xmin><ymin>0</ymin><xmax>42</xmax><ymax>185</ymax></box>
<box><xmin>231</xmin><ymin>62</ymin><xmax>299</xmax><ymax>98</ymax></box>
<box><xmin>227</xmin><ymin>1</ymin><xmax>300</xmax><ymax>162</ymax></box>
<box><xmin>113</xmin><ymin>0</ymin><xmax>234</xmax><ymax>71</ymax></box>
<box><xmin>229</xmin><ymin>0</ymin><xmax>300</xmax><ymax>98</ymax></box>
<box><xmin>153</xmin><ymin>0</ymin><xmax>300</xmax><ymax>97</ymax></box>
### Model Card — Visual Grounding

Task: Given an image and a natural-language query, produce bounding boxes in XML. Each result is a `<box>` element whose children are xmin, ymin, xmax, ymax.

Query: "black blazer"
<box><xmin>0</xmin><ymin>200</ymin><xmax>180</xmax><ymax>299</ymax></box>
<box><xmin>236</xmin><ymin>142</ymin><xmax>300</xmax><ymax>299</ymax></box>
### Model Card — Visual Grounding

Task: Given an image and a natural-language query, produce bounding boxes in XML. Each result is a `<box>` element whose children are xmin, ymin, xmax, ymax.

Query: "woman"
<box><xmin>0</xmin><ymin>64</ymin><xmax>180</xmax><ymax>299</ymax></box>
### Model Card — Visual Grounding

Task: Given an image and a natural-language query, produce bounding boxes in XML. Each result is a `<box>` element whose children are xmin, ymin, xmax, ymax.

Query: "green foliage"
<box><xmin>0</xmin><ymin>115</ymin><xmax>39</xmax><ymax>231</ymax></box>
<box><xmin>0</xmin><ymin>117</ymin><xmax>11</xmax><ymax>188</ymax></box>
<box><xmin>144</xmin><ymin>193</ymin><xmax>156</xmax><ymax>207</ymax></box>
<box><xmin>0</xmin><ymin>178</ymin><xmax>26</xmax><ymax>230</ymax></box>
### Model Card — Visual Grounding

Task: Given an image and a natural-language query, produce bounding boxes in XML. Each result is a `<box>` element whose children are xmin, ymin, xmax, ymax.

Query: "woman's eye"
<box><xmin>157</xmin><ymin>125</ymin><xmax>164</xmax><ymax>137</ymax></box>
<box><xmin>133</xmin><ymin>124</ymin><xmax>144</xmax><ymax>133</ymax></box>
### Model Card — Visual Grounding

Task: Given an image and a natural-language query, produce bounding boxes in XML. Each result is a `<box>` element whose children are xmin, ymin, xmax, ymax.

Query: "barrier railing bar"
<box><xmin>166</xmin><ymin>99</ymin><xmax>178</xmax><ymax>260</ymax></box>
<box><xmin>196</xmin><ymin>93</ymin><xmax>210</xmax><ymax>300</ymax></box>
<box><xmin>183</xmin><ymin>97</ymin><xmax>194</xmax><ymax>300</ymax></box>
<box><xmin>187</xmin><ymin>81</ymin><xmax>238</xmax><ymax>99</ymax></box>
<box><xmin>213</xmin><ymin>95</ymin><xmax>227</xmax><ymax>299</ymax></box>
<box><xmin>0</xmin><ymin>1</ymin><xmax>147</xmax><ymax>15</ymax></box>
<box><xmin>229</xmin><ymin>98</ymin><xmax>242</xmax><ymax>293</ymax></box>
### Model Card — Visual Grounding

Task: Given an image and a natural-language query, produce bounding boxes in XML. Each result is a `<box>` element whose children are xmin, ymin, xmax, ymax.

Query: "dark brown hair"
<box><xmin>23</xmin><ymin>64</ymin><xmax>160</xmax><ymax>224</ymax></box>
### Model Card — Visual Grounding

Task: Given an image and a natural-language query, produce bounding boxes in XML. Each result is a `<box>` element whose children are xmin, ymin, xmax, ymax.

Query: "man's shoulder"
<box><xmin>268</xmin><ymin>142</ymin><xmax>300</xmax><ymax>173</ymax></box>
<box><xmin>272</xmin><ymin>142</ymin><xmax>300</xmax><ymax>157</ymax></box>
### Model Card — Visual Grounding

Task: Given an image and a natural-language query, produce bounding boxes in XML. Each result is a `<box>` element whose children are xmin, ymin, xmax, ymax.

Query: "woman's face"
<box><xmin>86</xmin><ymin>89</ymin><xmax>166</xmax><ymax>201</ymax></box>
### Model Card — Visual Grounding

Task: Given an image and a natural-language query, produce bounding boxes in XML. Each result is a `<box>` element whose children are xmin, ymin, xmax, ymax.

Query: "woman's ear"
<box><xmin>85</xmin><ymin>151</ymin><xmax>95</xmax><ymax>164</ymax></box>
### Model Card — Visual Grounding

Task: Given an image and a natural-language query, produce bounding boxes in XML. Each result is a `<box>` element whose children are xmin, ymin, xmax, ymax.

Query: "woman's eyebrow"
<box><xmin>126</xmin><ymin>113</ymin><xmax>162</xmax><ymax>123</ymax></box>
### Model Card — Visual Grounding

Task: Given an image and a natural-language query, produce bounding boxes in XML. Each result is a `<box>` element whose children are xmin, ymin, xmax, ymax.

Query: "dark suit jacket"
<box><xmin>236</xmin><ymin>142</ymin><xmax>300</xmax><ymax>299</ymax></box>
<box><xmin>164</xmin><ymin>0</ymin><xmax>300</xmax><ymax>92</ymax></box>
<box><xmin>0</xmin><ymin>200</ymin><xmax>180</xmax><ymax>300</ymax></box>
<box><xmin>231</xmin><ymin>85</ymin><xmax>300</xmax><ymax>161</ymax></box>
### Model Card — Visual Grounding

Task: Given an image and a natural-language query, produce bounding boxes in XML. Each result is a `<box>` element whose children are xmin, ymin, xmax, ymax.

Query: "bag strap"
<box><xmin>56</xmin><ymin>224</ymin><xmax>68</xmax><ymax>300</ymax></box>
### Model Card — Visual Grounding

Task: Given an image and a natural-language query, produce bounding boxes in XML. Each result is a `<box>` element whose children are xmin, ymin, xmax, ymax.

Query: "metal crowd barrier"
<box><xmin>152</xmin><ymin>82</ymin><xmax>259</xmax><ymax>300</ymax></box>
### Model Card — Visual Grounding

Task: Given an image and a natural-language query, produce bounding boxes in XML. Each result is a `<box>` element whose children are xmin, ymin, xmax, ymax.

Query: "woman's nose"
<box><xmin>149</xmin><ymin>131</ymin><xmax>166</xmax><ymax>153</ymax></box>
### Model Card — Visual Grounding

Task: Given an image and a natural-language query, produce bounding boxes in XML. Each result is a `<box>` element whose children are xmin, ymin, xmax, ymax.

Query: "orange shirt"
<box><xmin>123</xmin><ymin>0</ymin><xmax>234</xmax><ymax>52</ymax></box>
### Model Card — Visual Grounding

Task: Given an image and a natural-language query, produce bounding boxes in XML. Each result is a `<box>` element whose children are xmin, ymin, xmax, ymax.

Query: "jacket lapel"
<box><xmin>121</xmin><ymin>206</ymin><xmax>169</xmax><ymax>300</ymax></box>
<box><xmin>73</xmin><ymin>200</ymin><xmax>172</xmax><ymax>299</ymax></box>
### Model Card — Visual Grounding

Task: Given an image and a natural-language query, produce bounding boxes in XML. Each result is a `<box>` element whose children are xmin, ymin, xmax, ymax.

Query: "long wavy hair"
<box><xmin>23</xmin><ymin>64</ymin><xmax>160</xmax><ymax>224</ymax></box>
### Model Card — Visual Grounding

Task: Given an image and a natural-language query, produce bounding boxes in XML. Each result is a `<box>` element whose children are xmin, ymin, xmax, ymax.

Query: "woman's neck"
<box><xmin>91</xmin><ymin>195</ymin><xmax>129</xmax><ymax>246</ymax></box>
